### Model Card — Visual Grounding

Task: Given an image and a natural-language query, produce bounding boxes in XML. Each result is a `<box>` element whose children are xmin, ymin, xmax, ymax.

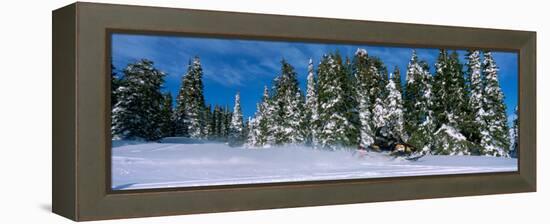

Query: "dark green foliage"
<box><xmin>463</xmin><ymin>50</ymin><xmax>484</xmax><ymax>144</ymax></box>
<box><xmin>480</xmin><ymin>51</ymin><xmax>510</xmax><ymax>156</ymax></box>
<box><xmin>403</xmin><ymin>51</ymin><xmax>435</xmax><ymax>151</ymax></box>
<box><xmin>228</xmin><ymin>92</ymin><xmax>244</xmax><ymax>146</ymax></box>
<box><xmin>111</xmin><ymin>64</ymin><xmax>122</xmax><ymax>108</ymax></box>
<box><xmin>317</xmin><ymin>52</ymin><xmax>359</xmax><ymax>148</ymax></box>
<box><xmin>204</xmin><ymin>104</ymin><xmax>213</xmax><ymax>137</ymax></box>
<box><xmin>391</xmin><ymin>66</ymin><xmax>402</xmax><ymax>95</ymax></box>
<box><xmin>510</xmin><ymin>107</ymin><xmax>519</xmax><ymax>158</ymax></box>
<box><xmin>159</xmin><ymin>93</ymin><xmax>174</xmax><ymax>137</ymax></box>
<box><xmin>173</xmin><ymin>57</ymin><xmax>206</xmax><ymax>138</ymax></box>
<box><xmin>303</xmin><ymin>60</ymin><xmax>319</xmax><ymax>146</ymax></box>
<box><xmin>433</xmin><ymin>50</ymin><xmax>468</xmax><ymax>129</ymax></box>
<box><xmin>270</xmin><ymin>59</ymin><xmax>306</xmax><ymax>144</ymax></box>
<box><xmin>432</xmin><ymin>125</ymin><xmax>478</xmax><ymax>155</ymax></box>
<box><xmin>111</xmin><ymin>59</ymin><xmax>166</xmax><ymax>141</ymax></box>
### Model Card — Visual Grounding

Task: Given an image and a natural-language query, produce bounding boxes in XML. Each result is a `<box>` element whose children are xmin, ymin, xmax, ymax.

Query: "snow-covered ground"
<box><xmin>112</xmin><ymin>138</ymin><xmax>517</xmax><ymax>190</ymax></box>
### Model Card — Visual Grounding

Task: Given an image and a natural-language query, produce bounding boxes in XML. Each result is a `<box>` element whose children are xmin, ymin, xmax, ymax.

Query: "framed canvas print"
<box><xmin>52</xmin><ymin>2</ymin><xmax>536</xmax><ymax>221</ymax></box>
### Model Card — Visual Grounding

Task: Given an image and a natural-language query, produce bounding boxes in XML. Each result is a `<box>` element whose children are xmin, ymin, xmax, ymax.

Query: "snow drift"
<box><xmin>112</xmin><ymin>138</ymin><xmax>517</xmax><ymax>190</ymax></box>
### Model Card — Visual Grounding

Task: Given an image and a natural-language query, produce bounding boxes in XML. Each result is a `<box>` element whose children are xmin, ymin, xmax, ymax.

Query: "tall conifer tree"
<box><xmin>317</xmin><ymin>53</ymin><xmax>358</xmax><ymax>148</ymax></box>
<box><xmin>174</xmin><ymin>57</ymin><xmax>206</xmax><ymax>138</ymax></box>
<box><xmin>271</xmin><ymin>60</ymin><xmax>305</xmax><ymax>144</ymax></box>
<box><xmin>304</xmin><ymin>59</ymin><xmax>320</xmax><ymax>146</ymax></box>
<box><xmin>229</xmin><ymin>92</ymin><xmax>244</xmax><ymax>146</ymax></box>
<box><xmin>112</xmin><ymin>59</ymin><xmax>165</xmax><ymax>141</ymax></box>
<box><xmin>481</xmin><ymin>51</ymin><xmax>510</xmax><ymax>156</ymax></box>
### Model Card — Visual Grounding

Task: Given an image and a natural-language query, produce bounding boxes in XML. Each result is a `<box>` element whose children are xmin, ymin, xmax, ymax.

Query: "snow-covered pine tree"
<box><xmin>203</xmin><ymin>104</ymin><xmax>213</xmax><ymax>138</ymax></box>
<box><xmin>449</xmin><ymin>51</ymin><xmax>469</xmax><ymax>130</ymax></box>
<box><xmin>211</xmin><ymin>105</ymin><xmax>220</xmax><ymax>139</ymax></box>
<box><xmin>159</xmin><ymin>92</ymin><xmax>174</xmax><ymax>138</ymax></box>
<box><xmin>317</xmin><ymin>53</ymin><xmax>359</xmax><ymax>149</ymax></box>
<box><xmin>246</xmin><ymin>115</ymin><xmax>259</xmax><ymax>147</ymax></box>
<box><xmin>228</xmin><ymin>92</ymin><xmax>244</xmax><ymax>146</ymax></box>
<box><xmin>403</xmin><ymin>50</ymin><xmax>435</xmax><ymax>150</ymax></box>
<box><xmin>247</xmin><ymin>85</ymin><xmax>276</xmax><ymax>147</ymax></box>
<box><xmin>357</xmin><ymin>90</ymin><xmax>374</xmax><ymax>149</ymax></box>
<box><xmin>112</xmin><ymin>59</ymin><xmax>165</xmax><ymax>141</ymax></box>
<box><xmin>352</xmin><ymin>49</ymin><xmax>375</xmax><ymax>148</ymax></box>
<box><xmin>432</xmin><ymin>50</ymin><xmax>472</xmax><ymax>155</ymax></box>
<box><xmin>173</xmin><ymin>57</ymin><xmax>206</xmax><ymax>139</ymax></box>
<box><xmin>111</xmin><ymin>64</ymin><xmax>121</xmax><ymax>108</ymax></box>
<box><xmin>217</xmin><ymin>105</ymin><xmax>228</xmax><ymax>140</ymax></box>
<box><xmin>243</xmin><ymin>117</ymin><xmax>251</xmax><ymax>142</ymax></box>
<box><xmin>404</xmin><ymin>50</ymin><xmax>422</xmax><ymax>136</ymax></box>
<box><xmin>509</xmin><ymin>106</ymin><xmax>519</xmax><ymax>158</ymax></box>
<box><xmin>481</xmin><ymin>51</ymin><xmax>510</xmax><ymax>156</ymax></box>
<box><xmin>432</xmin><ymin>49</ymin><xmax>450</xmax><ymax>128</ymax></box>
<box><xmin>416</xmin><ymin>63</ymin><xmax>437</xmax><ymax>152</ymax></box>
<box><xmin>270</xmin><ymin>60</ymin><xmax>306</xmax><ymax>145</ymax></box>
<box><xmin>372</xmin><ymin>95</ymin><xmax>387</xmax><ymax>140</ymax></box>
<box><xmin>368</xmin><ymin>60</ymin><xmax>390</xmax><ymax>147</ymax></box>
<box><xmin>433</xmin><ymin>124</ymin><xmax>476</xmax><ymax>155</ymax></box>
<box><xmin>384</xmin><ymin>75</ymin><xmax>405</xmax><ymax>144</ymax></box>
<box><xmin>463</xmin><ymin>50</ymin><xmax>485</xmax><ymax>149</ymax></box>
<box><xmin>259</xmin><ymin>86</ymin><xmax>276</xmax><ymax>146</ymax></box>
<box><xmin>433</xmin><ymin>50</ymin><xmax>468</xmax><ymax>128</ymax></box>
<box><xmin>391</xmin><ymin>66</ymin><xmax>402</xmax><ymax>95</ymax></box>
<box><xmin>223</xmin><ymin>105</ymin><xmax>232</xmax><ymax>140</ymax></box>
<box><xmin>368</xmin><ymin>57</ymin><xmax>388</xmax><ymax>111</ymax></box>
<box><xmin>304</xmin><ymin>59</ymin><xmax>320</xmax><ymax>146</ymax></box>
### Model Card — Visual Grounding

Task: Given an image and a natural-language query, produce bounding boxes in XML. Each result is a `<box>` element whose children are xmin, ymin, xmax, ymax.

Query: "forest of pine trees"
<box><xmin>111</xmin><ymin>48</ymin><xmax>514</xmax><ymax>157</ymax></box>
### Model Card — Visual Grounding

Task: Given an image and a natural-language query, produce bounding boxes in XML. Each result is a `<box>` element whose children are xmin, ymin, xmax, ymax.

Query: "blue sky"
<box><xmin>111</xmin><ymin>33</ymin><xmax>518</xmax><ymax>124</ymax></box>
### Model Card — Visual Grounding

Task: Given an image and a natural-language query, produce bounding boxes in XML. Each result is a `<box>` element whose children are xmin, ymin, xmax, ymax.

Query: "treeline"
<box><xmin>111</xmin><ymin>49</ymin><xmax>518</xmax><ymax>157</ymax></box>
<box><xmin>111</xmin><ymin>58</ymin><xmax>243</xmax><ymax>143</ymax></box>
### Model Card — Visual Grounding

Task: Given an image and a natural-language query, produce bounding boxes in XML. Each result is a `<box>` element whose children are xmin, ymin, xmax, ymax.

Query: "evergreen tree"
<box><xmin>369</xmin><ymin>57</ymin><xmax>389</xmax><ymax>100</ymax></box>
<box><xmin>211</xmin><ymin>105</ymin><xmax>221</xmax><ymax>139</ymax></box>
<box><xmin>432</xmin><ymin>49</ymin><xmax>448</xmax><ymax>128</ymax></box>
<box><xmin>111</xmin><ymin>64</ymin><xmax>121</xmax><ymax>108</ymax></box>
<box><xmin>243</xmin><ymin>117</ymin><xmax>251</xmax><ymax>142</ymax></box>
<box><xmin>509</xmin><ymin>106</ymin><xmax>519</xmax><ymax>158</ymax></box>
<box><xmin>403</xmin><ymin>50</ymin><xmax>422</xmax><ymax>139</ymax></box>
<box><xmin>481</xmin><ymin>51</ymin><xmax>510</xmax><ymax>156</ymax></box>
<box><xmin>384</xmin><ymin>76</ymin><xmax>405</xmax><ymax>144</ymax></box>
<box><xmin>229</xmin><ymin>92</ymin><xmax>244</xmax><ymax>146</ymax></box>
<box><xmin>353</xmin><ymin>49</ymin><xmax>375</xmax><ymax>148</ymax></box>
<box><xmin>464</xmin><ymin>50</ymin><xmax>485</xmax><ymax>147</ymax></box>
<box><xmin>112</xmin><ymin>59</ymin><xmax>165</xmax><ymax>141</ymax></box>
<box><xmin>173</xmin><ymin>57</ymin><xmax>206</xmax><ymax>138</ymax></box>
<box><xmin>217</xmin><ymin>105</ymin><xmax>228</xmax><ymax>139</ymax></box>
<box><xmin>391</xmin><ymin>66</ymin><xmax>402</xmax><ymax>95</ymax></box>
<box><xmin>159</xmin><ymin>92</ymin><xmax>174</xmax><ymax>137</ymax></box>
<box><xmin>415</xmin><ymin>63</ymin><xmax>437</xmax><ymax>152</ymax></box>
<box><xmin>223</xmin><ymin>106</ymin><xmax>232</xmax><ymax>140</ymax></box>
<box><xmin>247</xmin><ymin>116</ymin><xmax>259</xmax><ymax>147</ymax></box>
<box><xmin>403</xmin><ymin>51</ymin><xmax>435</xmax><ymax>150</ymax></box>
<box><xmin>317</xmin><ymin>53</ymin><xmax>359</xmax><ymax>149</ymax></box>
<box><xmin>260</xmin><ymin>86</ymin><xmax>276</xmax><ymax>146</ymax></box>
<box><xmin>433</xmin><ymin>50</ymin><xmax>468</xmax><ymax>128</ymax></box>
<box><xmin>433</xmin><ymin>124</ymin><xmax>476</xmax><ymax>155</ymax></box>
<box><xmin>203</xmin><ymin>104</ymin><xmax>213</xmax><ymax>138</ymax></box>
<box><xmin>372</xmin><ymin>96</ymin><xmax>387</xmax><ymax>142</ymax></box>
<box><xmin>369</xmin><ymin>61</ymin><xmax>389</xmax><ymax>146</ymax></box>
<box><xmin>431</xmin><ymin>49</ymin><xmax>471</xmax><ymax>155</ymax></box>
<box><xmin>271</xmin><ymin>59</ymin><xmax>306</xmax><ymax>145</ymax></box>
<box><xmin>449</xmin><ymin>51</ymin><xmax>469</xmax><ymax>129</ymax></box>
<box><xmin>304</xmin><ymin>59</ymin><xmax>320</xmax><ymax>146</ymax></box>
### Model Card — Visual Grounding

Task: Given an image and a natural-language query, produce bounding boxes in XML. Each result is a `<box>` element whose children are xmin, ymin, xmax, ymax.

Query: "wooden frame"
<box><xmin>52</xmin><ymin>2</ymin><xmax>536</xmax><ymax>221</ymax></box>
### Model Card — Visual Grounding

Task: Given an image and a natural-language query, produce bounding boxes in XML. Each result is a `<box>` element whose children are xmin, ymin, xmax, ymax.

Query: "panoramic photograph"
<box><xmin>110</xmin><ymin>33</ymin><xmax>519</xmax><ymax>190</ymax></box>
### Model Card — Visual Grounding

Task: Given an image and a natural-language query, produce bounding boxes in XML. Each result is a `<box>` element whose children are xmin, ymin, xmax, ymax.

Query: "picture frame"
<box><xmin>52</xmin><ymin>2</ymin><xmax>536</xmax><ymax>221</ymax></box>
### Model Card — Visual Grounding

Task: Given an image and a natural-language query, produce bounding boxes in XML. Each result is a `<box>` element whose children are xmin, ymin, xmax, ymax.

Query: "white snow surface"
<box><xmin>112</xmin><ymin>138</ymin><xmax>517</xmax><ymax>190</ymax></box>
